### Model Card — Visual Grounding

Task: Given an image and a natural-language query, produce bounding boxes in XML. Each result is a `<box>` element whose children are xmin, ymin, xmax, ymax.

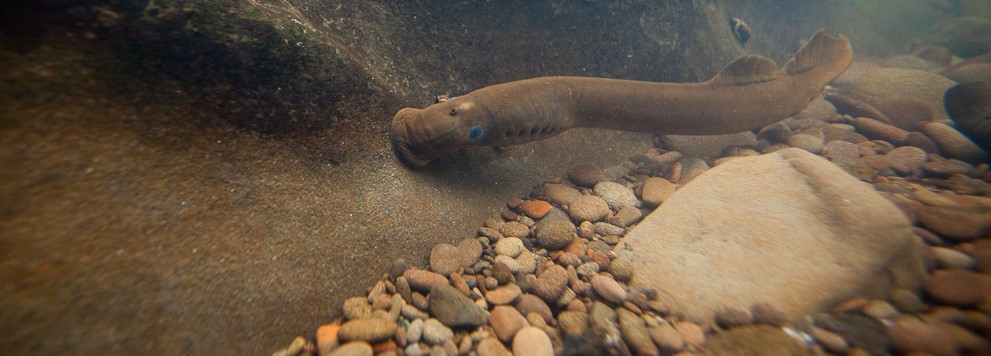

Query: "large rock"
<box><xmin>626</xmin><ymin>148</ymin><xmax>925</xmax><ymax>322</ymax></box>
<box><xmin>836</xmin><ymin>68</ymin><xmax>956</xmax><ymax>127</ymax></box>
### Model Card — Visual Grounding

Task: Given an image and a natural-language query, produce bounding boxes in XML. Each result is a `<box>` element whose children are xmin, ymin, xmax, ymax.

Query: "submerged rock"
<box><xmin>946</xmin><ymin>81</ymin><xmax>991</xmax><ymax>151</ymax></box>
<box><xmin>836</xmin><ymin>67</ymin><xmax>956</xmax><ymax>126</ymax></box>
<box><xmin>626</xmin><ymin>148</ymin><xmax>925</xmax><ymax>322</ymax></box>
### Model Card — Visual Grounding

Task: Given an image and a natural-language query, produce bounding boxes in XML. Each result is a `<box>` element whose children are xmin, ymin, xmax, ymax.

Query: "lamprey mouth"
<box><xmin>390</xmin><ymin>108</ymin><xmax>438</xmax><ymax>168</ymax></box>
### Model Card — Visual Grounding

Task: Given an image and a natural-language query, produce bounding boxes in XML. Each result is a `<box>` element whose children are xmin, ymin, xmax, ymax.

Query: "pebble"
<box><xmin>617</xmin><ymin>308</ymin><xmax>658</xmax><ymax>356</ymax></box>
<box><xmin>532</xmin><ymin>184</ymin><xmax>581</xmax><ymax>207</ymax></box>
<box><xmin>863</xmin><ymin>300</ymin><xmax>899</xmax><ymax>320</ymax></box>
<box><xmin>491</xmin><ymin>262</ymin><xmax>514</xmax><ymax>285</ymax></box>
<box><xmin>568</xmin><ymin>195</ymin><xmax>611</xmax><ymax>222</ymax></box>
<box><xmin>493</xmin><ymin>255</ymin><xmax>520</xmax><ymax>273</ymax></box>
<box><xmin>810</xmin><ymin>326</ymin><xmax>849</xmax><ymax>354</ymax></box>
<box><xmin>489</xmin><ymin>305</ymin><xmax>528</xmax><ymax>342</ymax></box>
<box><xmin>516</xmin><ymin>293</ymin><xmax>554</xmax><ymax>324</ymax></box>
<box><xmin>428</xmin><ymin>284</ymin><xmax>488</xmax><ymax>328</ymax></box>
<box><xmin>494</xmin><ymin>237</ymin><xmax>525</xmax><ymax>257</ymax></box>
<box><xmin>516</xmin><ymin>250</ymin><xmax>537</xmax><ymax>274</ymax></box>
<box><xmin>521</xmin><ymin>200</ymin><xmax>551</xmax><ymax>219</ymax></box>
<box><xmin>568</xmin><ymin>162</ymin><xmax>603</xmax><ymax>188</ymax></box>
<box><xmin>343</xmin><ymin>297</ymin><xmax>373</xmax><ymax>321</ymax></box>
<box><xmin>476</xmin><ymin>337</ymin><xmax>511</xmax><ymax>356</ymax></box>
<box><xmin>499</xmin><ymin>221</ymin><xmax>530</xmax><ymax>238</ymax></box>
<box><xmin>557</xmin><ymin>311</ymin><xmax>589</xmax><ymax>338</ymax></box>
<box><xmin>593</xmin><ymin>222</ymin><xmax>625</xmax><ymax>236</ymax></box>
<box><xmin>407</xmin><ymin>318</ymin><xmax>424</xmax><ymax>344</ymax></box>
<box><xmin>403</xmin><ymin>270</ymin><xmax>449</xmax><ymax>293</ymax></box>
<box><xmin>530</xmin><ymin>265</ymin><xmax>569</xmax><ymax>302</ymax></box>
<box><xmin>317</xmin><ymin>322</ymin><xmax>341</xmax><ymax>355</ymax></box>
<box><xmin>421</xmin><ymin>318</ymin><xmax>453</xmax><ymax>345</ymax></box>
<box><xmin>593</xmin><ymin>181</ymin><xmax>640</xmax><ymax>211</ymax></box>
<box><xmin>889</xmin><ymin>288</ymin><xmax>929</xmax><ymax>313</ymax></box>
<box><xmin>705</xmin><ymin>325</ymin><xmax>807</xmax><ymax>355</ymax></box>
<box><xmin>601</xmin><ymin>164</ymin><xmax>633</xmax><ymax>182</ymax></box>
<box><xmin>429</xmin><ymin>238</ymin><xmax>484</xmax><ymax>276</ymax></box>
<box><xmin>673</xmin><ymin>321</ymin><xmax>704</xmax><ymax>351</ymax></box>
<box><xmin>328</xmin><ymin>341</ymin><xmax>374</xmax><ymax>356</ymax></box>
<box><xmin>535</xmin><ymin>209</ymin><xmax>577</xmax><ymax>250</ymax></box>
<box><xmin>608</xmin><ymin>257</ymin><xmax>634</xmax><ymax>282</ymax></box>
<box><xmin>850</xmin><ymin>117</ymin><xmax>909</xmax><ymax>144</ymax></box>
<box><xmin>925</xmin><ymin>269</ymin><xmax>991</xmax><ymax>307</ymax></box>
<box><xmin>557</xmin><ymin>252</ymin><xmax>581</xmax><ymax>267</ymax></box>
<box><xmin>751</xmin><ymin>302</ymin><xmax>786</xmax><ymax>327</ymax></box>
<box><xmin>648</xmin><ymin>321</ymin><xmax>684</xmax><ymax>354</ymax></box>
<box><xmin>889</xmin><ymin>316</ymin><xmax>958</xmax><ymax>355</ymax></box>
<box><xmin>886</xmin><ymin>146</ymin><xmax>927</xmax><ymax>175</ymax></box>
<box><xmin>921</xmin><ymin>121</ymin><xmax>988</xmax><ymax>163</ymax></box>
<box><xmin>485</xmin><ymin>284</ymin><xmax>522</xmax><ymax>305</ymax></box>
<box><xmin>676</xmin><ymin>157</ymin><xmax>709</xmax><ymax>184</ymax></box>
<box><xmin>921</xmin><ymin>158</ymin><xmax>974</xmax><ymax>178</ymax></box>
<box><xmin>788</xmin><ymin>133</ymin><xmax>825</xmax><ymax>154</ymax></box>
<box><xmin>575</xmin><ymin>262</ymin><xmax>600</xmax><ymax>279</ymax></box>
<box><xmin>930</xmin><ymin>246</ymin><xmax>975</xmax><ymax>269</ymax></box>
<box><xmin>610</xmin><ymin>205</ymin><xmax>643</xmax><ymax>227</ymax></box>
<box><xmin>823</xmin><ymin>140</ymin><xmax>861</xmax><ymax>161</ymax></box>
<box><xmin>714</xmin><ymin>307</ymin><xmax>752</xmax><ymax>328</ymax></box>
<box><xmin>511</xmin><ymin>327</ymin><xmax>554</xmax><ymax>356</ymax></box>
<box><xmin>337</xmin><ymin>318</ymin><xmax>398</xmax><ymax>343</ymax></box>
<box><xmin>640</xmin><ymin>177</ymin><xmax>675</xmax><ymax>207</ymax></box>
<box><xmin>591</xmin><ymin>274</ymin><xmax>627</xmax><ymax>304</ymax></box>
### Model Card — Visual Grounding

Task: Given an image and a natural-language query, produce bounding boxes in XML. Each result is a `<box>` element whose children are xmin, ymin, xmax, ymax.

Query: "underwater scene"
<box><xmin>2</xmin><ymin>0</ymin><xmax>991</xmax><ymax>355</ymax></box>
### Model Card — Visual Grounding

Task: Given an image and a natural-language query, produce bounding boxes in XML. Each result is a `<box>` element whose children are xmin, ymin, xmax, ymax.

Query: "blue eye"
<box><xmin>467</xmin><ymin>125</ymin><xmax>484</xmax><ymax>141</ymax></box>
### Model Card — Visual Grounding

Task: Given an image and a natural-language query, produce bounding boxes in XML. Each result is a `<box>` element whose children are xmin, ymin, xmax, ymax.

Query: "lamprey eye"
<box><xmin>449</xmin><ymin>108</ymin><xmax>457</xmax><ymax>115</ymax></box>
<box><xmin>467</xmin><ymin>125</ymin><xmax>484</xmax><ymax>141</ymax></box>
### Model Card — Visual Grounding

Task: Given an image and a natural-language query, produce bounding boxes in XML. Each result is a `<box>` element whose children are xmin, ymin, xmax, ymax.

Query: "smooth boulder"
<box><xmin>626</xmin><ymin>148</ymin><xmax>925</xmax><ymax>322</ymax></box>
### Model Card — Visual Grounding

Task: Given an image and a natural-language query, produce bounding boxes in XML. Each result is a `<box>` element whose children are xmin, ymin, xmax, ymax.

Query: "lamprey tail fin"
<box><xmin>708</xmin><ymin>55</ymin><xmax>781</xmax><ymax>86</ymax></box>
<box><xmin>783</xmin><ymin>29</ymin><xmax>853</xmax><ymax>76</ymax></box>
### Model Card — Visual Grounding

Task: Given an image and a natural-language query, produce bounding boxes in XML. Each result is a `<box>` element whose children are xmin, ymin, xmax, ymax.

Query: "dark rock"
<box><xmin>945</xmin><ymin>81</ymin><xmax>991</xmax><ymax>151</ymax></box>
<box><xmin>428</xmin><ymin>284</ymin><xmax>488</xmax><ymax>328</ymax></box>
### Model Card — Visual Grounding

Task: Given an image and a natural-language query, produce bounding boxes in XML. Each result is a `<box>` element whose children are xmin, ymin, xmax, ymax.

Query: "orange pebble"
<box><xmin>316</xmin><ymin>322</ymin><xmax>341</xmax><ymax>354</ymax></box>
<box><xmin>521</xmin><ymin>200</ymin><xmax>552</xmax><ymax>219</ymax></box>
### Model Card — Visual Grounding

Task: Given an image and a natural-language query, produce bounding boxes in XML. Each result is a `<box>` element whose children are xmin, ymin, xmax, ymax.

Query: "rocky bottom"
<box><xmin>272</xmin><ymin>104</ymin><xmax>991</xmax><ymax>356</ymax></box>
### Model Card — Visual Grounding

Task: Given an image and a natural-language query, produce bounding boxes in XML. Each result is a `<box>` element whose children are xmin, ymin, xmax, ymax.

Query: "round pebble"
<box><xmin>617</xmin><ymin>308</ymin><xmax>658</xmax><ymax>355</ymax></box>
<box><xmin>406</xmin><ymin>318</ymin><xmax>424</xmax><ymax>344</ymax></box>
<box><xmin>518</xmin><ymin>293</ymin><xmax>554</xmax><ymax>324</ymax></box>
<box><xmin>403</xmin><ymin>269</ymin><xmax>449</xmax><ymax>292</ymax></box>
<box><xmin>491</xmin><ymin>262</ymin><xmax>514</xmax><ymax>284</ymax></box>
<box><xmin>889</xmin><ymin>316</ymin><xmax>957</xmax><ymax>355</ymax></box>
<box><xmin>863</xmin><ymin>299</ymin><xmax>899</xmax><ymax>320</ymax></box>
<box><xmin>715</xmin><ymin>307</ymin><xmax>752</xmax><ymax>328</ymax></box>
<box><xmin>493</xmin><ymin>255</ymin><xmax>521</xmax><ymax>273</ymax></box>
<box><xmin>590</xmin><ymin>274</ymin><xmax>627</xmax><ymax>304</ymax></box>
<box><xmin>593</xmin><ymin>181</ymin><xmax>640</xmax><ymax>211</ymax></box>
<box><xmin>925</xmin><ymin>269</ymin><xmax>991</xmax><ymax>307</ymax></box>
<box><xmin>568</xmin><ymin>162</ymin><xmax>603</xmax><ymax>188</ymax></box>
<box><xmin>649</xmin><ymin>321</ymin><xmax>685</xmax><ymax>353</ymax></box>
<box><xmin>531</xmin><ymin>265</ymin><xmax>569</xmax><ymax>302</ymax></box>
<box><xmin>511</xmin><ymin>327</ymin><xmax>553</xmax><ymax>356</ymax></box>
<box><xmin>328</xmin><ymin>341</ymin><xmax>373</xmax><ymax>356</ymax></box>
<box><xmin>534</xmin><ymin>184</ymin><xmax>582</xmax><ymax>206</ymax></box>
<box><xmin>499</xmin><ymin>221</ymin><xmax>530</xmax><ymax>238</ymax></box>
<box><xmin>494</xmin><ymin>237</ymin><xmax>525</xmax><ymax>257</ymax></box>
<box><xmin>568</xmin><ymin>195</ymin><xmax>611</xmax><ymax>222</ymax></box>
<box><xmin>751</xmin><ymin>302</ymin><xmax>786</xmax><ymax>327</ymax></box>
<box><xmin>608</xmin><ymin>257</ymin><xmax>634</xmax><ymax>282</ymax></box>
<box><xmin>889</xmin><ymin>288</ymin><xmax>929</xmax><ymax>313</ymax></box>
<box><xmin>886</xmin><ymin>146</ymin><xmax>927</xmax><ymax>175</ymax></box>
<box><xmin>489</xmin><ymin>306</ymin><xmax>528</xmax><ymax>342</ymax></box>
<box><xmin>922</xmin><ymin>121</ymin><xmax>987</xmax><ymax>163</ymax></box>
<box><xmin>575</xmin><ymin>262</ymin><xmax>600</xmax><ymax>279</ymax></box>
<box><xmin>486</xmin><ymin>284</ymin><xmax>522</xmax><ymax>305</ymax></box>
<box><xmin>930</xmin><ymin>246</ymin><xmax>975</xmax><ymax>269</ymax></box>
<box><xmin>673</xmin><ymin>321</ymin><xmax>705</xmax><ymax>350</ymax></box>
<box><xmin>557</xmin><ymin>311</ymin><xmax>589</xmax><ymax>338</ymax></box>
<box><xmin>421</xmin><ymin>318</ymin><xmax>453</xmax><ymax>345</ymax></box>
<box><xmin>823</xmin><ymin>140</ymin><xmax>861</xmax><ymax>161</ymax></box>
<box><xmin>593</xmin><ymin>221</ymin><xmax>625</xmax><ymax>236</ymax></box>
<box><xmin>640</xmin><ymin>177</ymin><xmax>675</xmax><ymax>207</ymax></box>
<box><xmin>521</xmin><ymin>200</ymin><xmax>552</xmax><ymax>219</ymax></box>
<box><xmin>535</xmin><ymin>210</ymin><xmax>577</xmax><ymax>250</ymax></box>
<box><xmin>810</xmin><ymin>326</ymin><xmax>849</xmax><ymax>354</ymax></box>
<box><xmin>338</xmin><ymin>318</ymin><xmax>398</xmax><ymax>343</ymax></box>
<box><xmin>476</xmin><ymin>337</ymin><xmax>511</xmax><ymax>356</ymax></box>
<box><xmin>343</xmin><ymin>297</ymin><xmax>373</xmax><ymax>320</ymax></box>
<box><xmin>788</xmin><ymin>133</ymin><xmax>825</xmax><ymax>154</ymax></box>
<box><xmin>557</xmin><ymin>252</ymin><xmax>581</xmax><ymax>267</ymax></box>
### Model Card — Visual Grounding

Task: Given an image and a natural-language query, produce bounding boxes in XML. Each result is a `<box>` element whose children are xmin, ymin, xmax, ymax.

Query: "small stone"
<box><xmin>575</xmin><ymin>262</ymin><xmax>600</xmax><ymax>279</ymax></box>
<box><xmin>389</xmin><ymin>259</ymin><xmax>410</xmax><ymax>280</ymax></box>
<box><xmin>617</xmin><ymin>308</ymin><xmax>658</xmax><ymax>356</ymax></box>
<box><xmin>863</xmin><ymin>300</ymin><xmax>899</xmax><ymax>320</ymax></box>
<box><xmin>532</xmin><ymin>184</ymin><xmax>582</xmax><ymax>207</ymax></box>
<box><xmin>486</xmin><ymin>284</ymin><xmax>522</xmax><ymax>305</ymax></box>
<box><xmin>921</xmin><ymin>158</ymin><xmax>974</xmax><ymax>178</ymax></box>
<box><xmin>715</xmin><ymin>307</ymin><xmax>753</xmax><ymax>328</ymax></box>
<box><xmin>676</xmin><ymin>157</ymin><xmax>709</xmax><ymax>183</ymax></box>
<box><xmin>925</xmin><ymin>269</ymin><xmax>991</xmax><ymax>307</ymax></box>
<box><xmin>494</xmin><ymin>237</ymin><xmax>525</xmax><ymax>258</ymax></box>
<box><xmin>568</xmin><ymin>162</ymin><xmax>603</xmax><ymax>188</ymax></box>
<box><xmin>531</xmin><ymin>265</ymin><xmax>569</xmax><ymax>302</ymax></box>
<box><xmin>328</xmin><ymin>341</ymin><xmax>373</xmax><ymax>356</ymax></box>
<box><xmin>494</xmin><ymin>255</ymin><xmax>520</xmax><ymax>273</ymax></box>
<box><xmin>421</xmin><ymin>318</ymin><xmax>453</xmax><ymax>345</ymax></box>
<box><xmin>930</xmin><ymin>246</ymin><xmax>975</xmax><ymax>269</ymax></box>
<box><xmin>594</xmin><ymin>181</ymin><xmax>640</xmax><ymax>211</ymax></box>
<box><xmin>648</xmin><ymin>321</ymin><xmax>684</xmax><ymax>354</ymax></box>
<box><xmin>476</xmin><ymin>337</ymin><xmax>511</xmax><ymax>356</ymax></box>
<box><xmin>557</xmin><ymin>311</ymin><xmax>589</xmax><ymax>339</ymax></box>
<box><xmin>921</xmin><ymin>121</ymin><xmax>987</xmax><ymax>163</ymax></box>
<box><xmin>521</xmin><ymin>200</ymin><xmax>552</xmax><ymax>219</ymax></box>
<box><xmin>491</xmin><ymin>262</ymin><xmax>515</xmax><ymax>285</ymax></box>
<box><xmin>673</xmin><ymin>322</ymin><xmax>704</xmax><ymax>350</ymax></box>
<box><xmin>751</xmin><ymin>302</ymin><xmax>786</xmax><ymax>327</ymax></box>
<box><xmin>316</xmin><ymin>322</ymin><xmax>342</xmax><ymax>355</ymax></box>
<box><xmin>511</xmin><ymin>327</ymin><xmax>553</xmax><ymax>356</ymax></box>
<box><xmin>706</xmin><ymin>325</ymin><xmax>806</xmax><ymax>355</ymax></box>
<box><xmin>591</xmin><ymin>274</ymin><xmax>627</xmax><ymax>304</ymax></box>
<box><xmin>516</xmin><ymin>293</ymin><xmax>553</xmax><ymax>325</ymax></box>
<box><xmin>428</xmin><ymin>284</ymin><xmax>488</xmax><ymax>328</ymax></box>
<box><xmin>916</xmin><ymin>205</ymin><xmax>991</xmax><ymax>241</ymax></box>
<box><xmin>338</xmin><ymin>318</ymin><xmax>398</xmax><ymax>343</ymax></box>
<box><xmin>557</xmin><ymin>252</ymin><xmax>581</xmax><ymax>267</ymax></box>
<box><xmin>886</xmin><ymin>146</ymin><xmax>927</xmax><ymax>176</ymax></box>
<box><xmin>489</xmin><ymin>305</ymin><xmax>528</xmax><ymax>342</ymax></box>
<box><xmin>788</xmin><ymin>133</ymin><xmax>825</xmax><ymax>154</ymax></box>
<box><xmin>407</xmin><ymin>318</ymin><xmax>424</xmax><ymax>344</ymax></box>
<box><xmin>610</xmin><ymin>205</ymin><xmax>643</xmax><ymax>227</ymax></box>
<box><xmin>429</xmin><ymin>238</ymin><xmax>483</xmax><ymax>276</ymax></box>
<box><xmin>499</xmin><ymin>221</ymin><xmax>530</xmax><ymax>239</ymax></box>
<box><xmin>810</xmin><ymin>326</ymin><xmax>849</xmax><ymax>354</ymax></box>
<box><xmin>593</xmin><ymin>222</ymin><xmax>625</xmax><ymax>237</ymax></box>
<box><xmin>640</xmin><ymin>177</ymin><xmax>675</xmax><ymax>208</ymax></box>
<box><xmin>516</xmin><ymin>250</ymin><xmax>537</xmax><ymax>274</ymax></box>
<box><xmin>343</xmin><ymin>297</ymin><xmax>373</xmax><ymax>321</ymax></box>
<box><xmin>535</xmin><ymin>209</ymin><xmax>577</xmax><ymax>250</ymax></box>
<box><xmin>823</xmin><ymin>140</ymin><xmax>861</xmax><ymax>161</ymax></box>
<box><xmin>403</xmin><ymin>270</ymin><xmax>449</xmax><ymax>293</ymax></box>
<box><xmin>889</xmin><ymin>288</ymin><xmax>929</xmax><ymax>313</ymax></box>
<box><xmin>889</xmin><ymin>316</ymin><xmax>957</xmax><ymax>355</ymax></box>
<box><xmin>568</xmin><ymin>195</ymin><xmax>611</xmax><ymax>222</ymax></box>
<box><xmin>608</xmin><ymin>257</ymin><xmax>634</xmax><ymax>282</ymax></box>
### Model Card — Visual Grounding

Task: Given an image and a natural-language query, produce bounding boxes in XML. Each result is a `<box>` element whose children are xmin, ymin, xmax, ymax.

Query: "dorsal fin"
<box><xmin>783</xmin><ymin>29</ymin><xmax>853</xmax><ymax>75</ymax></box>
<box><xmin>708</xmin><ymin>55</ymin><xmax>781</xmax><ymax>86</ymax></box>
